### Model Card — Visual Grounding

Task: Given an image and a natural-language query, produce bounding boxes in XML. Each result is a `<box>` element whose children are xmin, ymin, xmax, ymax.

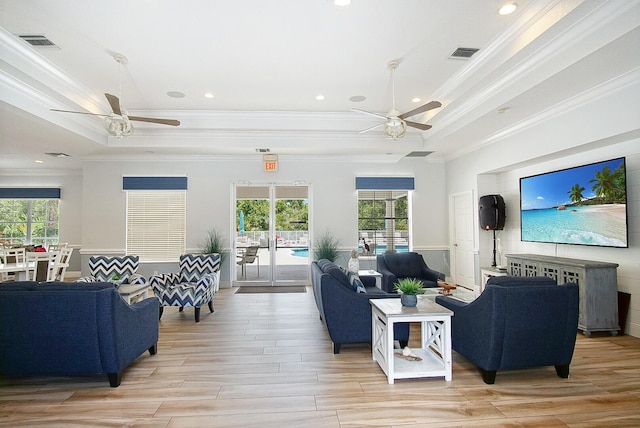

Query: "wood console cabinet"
<box><xmin>505</xmin><ymin>254</ymin><xmax>619</xmax><ymax>336</ymax></box>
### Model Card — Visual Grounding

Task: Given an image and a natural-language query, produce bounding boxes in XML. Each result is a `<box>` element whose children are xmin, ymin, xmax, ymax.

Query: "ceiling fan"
<box><xmin>51</xmin><ymin>55</ymin><xmax>180</xmax><ymax>137</ymax></box>
<box><xmin>353</xmin><ymin>60</ymin><xmax>441</xmax><ymax>140</ymax></box>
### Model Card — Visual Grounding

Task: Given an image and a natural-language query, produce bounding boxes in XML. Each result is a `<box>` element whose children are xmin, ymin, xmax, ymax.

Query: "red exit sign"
<box><xmin>264</xmin><ymin>160</ymin><xmax>278</xmax><ymax>171</ymax></box>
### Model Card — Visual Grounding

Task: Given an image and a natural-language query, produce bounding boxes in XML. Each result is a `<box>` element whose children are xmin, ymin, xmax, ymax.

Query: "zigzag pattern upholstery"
<box><xmin>76</xmin><ymin>255</ymin><xmax>145</xmax><ymax>287</ymax></box>
<box><xmin>150</xmin><ymin>253</ymin><xmax>220</xmax><ymax>322</ymax></box>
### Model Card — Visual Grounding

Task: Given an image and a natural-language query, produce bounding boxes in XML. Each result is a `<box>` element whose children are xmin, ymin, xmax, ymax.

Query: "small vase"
<box><xmin>400</xmin><ymin>294</ymin><xmax>417</xmax><ymax>307</ymax></box>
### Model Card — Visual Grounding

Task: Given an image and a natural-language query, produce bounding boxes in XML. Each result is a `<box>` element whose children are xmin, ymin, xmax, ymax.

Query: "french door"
<box><xmin>234</xmin><ymin>183</ymin><xmax>310</xmax><ymax>286</ymax></box>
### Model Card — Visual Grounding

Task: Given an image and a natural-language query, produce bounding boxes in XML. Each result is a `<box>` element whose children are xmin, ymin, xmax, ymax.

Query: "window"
<box><xmin>358</xmin><ymin>190</ymin><xmax>410</xmax><ymax>254</ymax></box>
<box><xmin>0</xmin><ymin>199</ymin><xmax>59</xmax><ymax>247</ymax></box>
<box><xmin>126</xmin><ymin>191</ymin><xmax>186</xmax><ymax>262</ymax></box>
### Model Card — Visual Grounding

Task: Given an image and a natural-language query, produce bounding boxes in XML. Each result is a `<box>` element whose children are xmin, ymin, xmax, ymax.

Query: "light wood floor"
<box><xmin>1</xmin><ymin>286</ymin><xmax>640</xmax><ymax>427</ymax></box>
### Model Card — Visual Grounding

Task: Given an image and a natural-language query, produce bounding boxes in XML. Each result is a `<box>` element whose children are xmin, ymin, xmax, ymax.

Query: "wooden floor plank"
<box><xmin>1</xmin><ymin>285</ymin><xmax>640</xmax><ymax>427</ymax></box>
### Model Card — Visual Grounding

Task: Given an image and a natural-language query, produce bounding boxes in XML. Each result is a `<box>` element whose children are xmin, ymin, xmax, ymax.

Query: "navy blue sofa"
<box><xmin>376</xmin><ymin>252</ymin><xmax>445</xmax><ymax>293</ymax></box>
<box><xmin>436</xmin><ymin>276</ymin><xmax>579</xmax><ymax>384</ymax></box>
<box><xmin>0</xmin><ymin>281</ymin><xmax>159</xmax><ymax>387</ymax></box>
<box><xmin>311</xmin><ymin>259</ymin><xmax>409</xmax><ymax>354</ymax></box>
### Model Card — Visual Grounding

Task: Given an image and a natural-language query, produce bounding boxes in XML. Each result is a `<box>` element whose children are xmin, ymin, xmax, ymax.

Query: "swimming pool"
<box><xmin>291</xmin><ymin>245</ymin><xmax>409</xmax><ymax>257</ymax></box>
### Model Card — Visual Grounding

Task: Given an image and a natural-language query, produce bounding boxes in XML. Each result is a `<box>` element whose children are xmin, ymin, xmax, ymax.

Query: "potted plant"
<box><xmin>313</xmin><ymin>231</ymin><xmax>340</xmax><ymax>262</ymax></box>
<box><xmin>202</xmin><ymin>227</ymin><xmax>227</xmax><ymax>265</ymax></box>
<box><xmin>394</xmin><ymin>278</ymin><xmax>425</xmax><ymax>307</ymax></box>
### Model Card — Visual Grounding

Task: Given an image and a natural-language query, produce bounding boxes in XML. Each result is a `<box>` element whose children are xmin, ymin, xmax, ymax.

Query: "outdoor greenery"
<box><xmin>314</xmin><ymin>231</ymin><xmax>340</xmax><ymax>262</ymax></box>
<box><xmin>358</xmin><ymin>194</ymin><xmax>408</xmax><ymax>231</ymax></box>
<box><xmin>394</xmin><ymin>278</ymin><xmax>426</xmax><ymax>295</ymax></box>
<box><xmin>235</xmin><ymin>199</ymin><xmax>308</xmax><ymax>231</ymax></box>
<box><xmin>0</xmin><ymin>199</ymin><xmax>59</xmax><ymax>245</ymax></box>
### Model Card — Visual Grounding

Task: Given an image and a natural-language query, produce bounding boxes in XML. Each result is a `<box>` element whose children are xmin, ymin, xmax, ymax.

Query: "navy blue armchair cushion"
<box><xmin>435</xmin><ymin>276</ymin><xmax>579</xmax><ymax>384</ymax></box>
<box><xmin>376</xmin><ymin>252</ymin><xmax>445</xmax><ymax>293</ymax></box>
<box><xmin>0</xmin><ymin>281</ymin><xmax>159</xmax><ymax>387</ymax></box>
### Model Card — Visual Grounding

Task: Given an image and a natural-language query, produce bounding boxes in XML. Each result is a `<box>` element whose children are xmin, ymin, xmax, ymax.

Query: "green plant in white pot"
<box><xmin>394</xmin><ymin>278</ymin><xmax>425</xmax><ymax>307</ymax></box>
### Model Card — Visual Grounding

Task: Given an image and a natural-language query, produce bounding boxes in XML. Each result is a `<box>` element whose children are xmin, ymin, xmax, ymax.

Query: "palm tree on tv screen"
<box><xmin>567</xmin><ymin>184</ymin><xmax>585</xmax><ymax>205</ymax></box>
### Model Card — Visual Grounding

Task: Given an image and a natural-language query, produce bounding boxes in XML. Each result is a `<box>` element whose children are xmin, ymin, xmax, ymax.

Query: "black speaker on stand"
<box><xmin>479</xmin><ymin>195</ymin><xmax>505</xmax><ymax>267</ymax></box>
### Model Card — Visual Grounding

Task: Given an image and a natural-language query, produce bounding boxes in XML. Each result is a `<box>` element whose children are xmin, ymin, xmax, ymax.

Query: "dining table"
<box><xmin>0</xmin><ymin>262</ymin><xmax>36</xmax><ymax>281</ymax></box>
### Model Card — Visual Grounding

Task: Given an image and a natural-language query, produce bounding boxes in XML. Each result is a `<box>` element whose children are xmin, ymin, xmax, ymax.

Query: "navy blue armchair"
<box><xmin>311</xmin><ymin>260</ymin><xmax>409</xmax><ymax>354</ymax></box>
<box><xmin>0</xmin><ymin>281</ymin><xmax>159</xmax><ymax>387</ymax></box>
<box><xmin>377</xmin><ymin>252</ymin><xmax>445</xmax><ymax>293</ymax></box>
<box><xmin>436</xmin><ymin>276</ymin><xmax>579</xmax><ymax>384</ymax></box>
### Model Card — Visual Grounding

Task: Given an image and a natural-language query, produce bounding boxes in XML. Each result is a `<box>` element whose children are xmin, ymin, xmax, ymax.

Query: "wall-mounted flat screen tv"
<box><xmin>520</xmin><ymin>157</ymin><xmax>628</xmax><ymax>248</ymax></box>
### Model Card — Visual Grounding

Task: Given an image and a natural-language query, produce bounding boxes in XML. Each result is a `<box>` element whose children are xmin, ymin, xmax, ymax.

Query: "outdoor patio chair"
<box><xmin>237</xmin><ymin>245</ymin><xmax>259</xmax><ymax>278</ymax></box>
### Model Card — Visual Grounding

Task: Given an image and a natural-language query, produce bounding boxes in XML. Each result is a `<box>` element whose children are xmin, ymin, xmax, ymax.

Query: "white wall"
<box><xmin>74</xmin><ymin>155</ymin><xmax>449</xmax><ymax>280</ymax></box>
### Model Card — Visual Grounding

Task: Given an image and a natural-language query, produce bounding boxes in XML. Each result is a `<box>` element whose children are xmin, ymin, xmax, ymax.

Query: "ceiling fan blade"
<box><xmin>398</xmin><ymin>100</ymin><xmax>442</xmax><ymax>120</ymax></box>
<box><xmin>405</xmin><ymin>120</ymin><xmax>432</xmax><ymax>131</ymax></box>
<box><xmin>50</xmin><ymin>109</ymin><xmax>109</xmax><ymax>117</ymax></box>
<box><xmin>128</xmin><ymin>116</ymin><xmax>181</xmax><ymax>126</ymax></box>
<box><xmin>358</xmin><ymin>123</ymin><xmax>384</xmax><ymax>134</ymax></box>
<box><xmin>351</xmin><ymin>109</ymin><xmax>387</xmax><ymax>120</ymax></box>
<box><xmin>104</xmin><ymin>93</ymin><xmax>122</xmax><ymax>115</ymax></box>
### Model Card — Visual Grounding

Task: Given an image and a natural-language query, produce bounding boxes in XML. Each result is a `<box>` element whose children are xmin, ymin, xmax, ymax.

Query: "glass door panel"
<box><xmin>235</xmin><ymin>186</ymin><xmax>271</xmax><ymax>284</ymax></box>
<box><xmin>274</xmin><ymin>185</ymin><xmax>309</xmax><ymax>283</ymax></box>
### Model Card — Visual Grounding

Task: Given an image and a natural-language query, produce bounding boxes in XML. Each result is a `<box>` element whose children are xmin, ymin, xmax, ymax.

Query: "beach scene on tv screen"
<box><xmin>520</xmin><ymin>158</ymin><xmax>627</xmax><ymax>247</ymax></box>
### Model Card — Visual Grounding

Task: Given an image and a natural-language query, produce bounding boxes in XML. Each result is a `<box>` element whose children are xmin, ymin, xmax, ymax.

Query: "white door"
<box><xmin>451</xmin><ymin>191</ymin><xmax>475</xmax><ymax>289</ymax></box>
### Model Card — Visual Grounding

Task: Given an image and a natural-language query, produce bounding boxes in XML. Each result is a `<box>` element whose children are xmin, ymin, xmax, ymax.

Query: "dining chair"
<box><xmin>1</xmin><ymin>248</ymin><xmax>26</xmax><ymax>282</ymax></box>
<box><xmin>54</xmin><ymin>247</ymin><xmax>74</xmax><ymax>281</ymax></box>
<box><xmin>26</xmin><ymin>251</ymin><xmax>60</xmax><ymax>282</ymax></box>
<box><xmin>48</xmin><ymin>242</ymin><xmax>69</xmax><ymax>251</ymax></box>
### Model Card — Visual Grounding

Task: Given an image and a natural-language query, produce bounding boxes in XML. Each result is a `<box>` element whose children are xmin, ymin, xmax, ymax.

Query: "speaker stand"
<box><xmin>491</xmin><ymin>229</ymin><xmax>497</xmax><ymax>267</ymax></box>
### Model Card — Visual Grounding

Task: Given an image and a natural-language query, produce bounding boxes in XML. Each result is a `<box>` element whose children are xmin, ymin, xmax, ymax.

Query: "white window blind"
<box><xmin>126</xmin><ymin>190</ymin><xmax>186</xmax><ymax>262</ymax></box>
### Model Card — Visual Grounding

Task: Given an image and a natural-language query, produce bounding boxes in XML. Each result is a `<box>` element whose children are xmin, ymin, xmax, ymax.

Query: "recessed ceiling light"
<box><xmin>35</xmin><ymin>160</ymin><xmax>44</xmax><ymax>163</ymax></box>
<box><xmin>167</xmin><ymin>91</ymin><xmax>185</xmax><ymax>98</ymax></box>
<box><xmin>497</xmin><ymin>107</ymin><xmax>510</xmax><ymax>114</ymax></box>
<box><xmin>498</xmin><ymin>2</ymin><xmax>517</xmax><ymax>15</ymax></box>
<box><xmin>334</xmin><ymin>0</ymin><xmax>351</xmax><ymax>6</ymax></box>
<box><xmin>349</xmin><ymin>95</ymin><xmax>366</xmax><ymax>102</ymax></box>
<box><xmin>315</xmin><ymin>94</ymin><xmax>325</xmax><ymax>101</ymax></box>
<box><xmin>411</xmin><ymin>97</ymin><xmax>422</xmax><ymax>103</ymax></box>
<box><xmin>204</xmin><ymin>92</ymin><xmax>215</xmax><ymax>99</ymax></box>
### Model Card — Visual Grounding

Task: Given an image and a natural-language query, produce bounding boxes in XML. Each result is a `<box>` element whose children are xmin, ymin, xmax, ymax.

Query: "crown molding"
<box><xmin>429</xmin><ymin>0</ymin><xmax>639</xmax><ymax>143</ymax></box>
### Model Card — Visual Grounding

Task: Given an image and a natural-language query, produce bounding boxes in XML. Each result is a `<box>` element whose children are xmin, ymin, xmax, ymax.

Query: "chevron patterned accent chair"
<box><xmin>76</xmin><ymin>255</ymin><xmax>145</xmax><ymax>287</ymax></box>
<box><xmin>150</xmin><ymin>253</ymin><xmax>220</xmax><ymax>322</ymax></box>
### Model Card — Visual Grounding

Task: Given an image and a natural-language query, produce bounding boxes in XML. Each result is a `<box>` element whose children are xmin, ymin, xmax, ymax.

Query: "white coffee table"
<box><xmin>370</xmin><ymin>297</ymin><xmax>453</xmax><ymax>384</ymax></box>
<box><xmin>118</xmin><ymin>283</ymin><xmax>152</xmax><ymax>304</ymax></box>
<box><xmin>422</xmin><ymin>286</ymin><xmax>477</xmax><ymax>303</ymax></box>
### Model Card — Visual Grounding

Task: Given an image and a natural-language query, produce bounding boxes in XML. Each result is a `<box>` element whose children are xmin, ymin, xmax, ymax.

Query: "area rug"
<box><xmin>235</xmin><ymin>286</ymin><xmax>307</xmax><ymax>294</ymax></box>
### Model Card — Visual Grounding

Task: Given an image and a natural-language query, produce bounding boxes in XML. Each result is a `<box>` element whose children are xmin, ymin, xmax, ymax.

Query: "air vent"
<box><xmin>405</xmin><ymin>151</ymin><xmax>433</xmax><ymax>158</ymax></box>
<box><xmin>450</xmin><ymin>47</ymin><xmax>479</xmax><ymax>59</ymax></box>
<box><xmin>45</xmin><ymin>152</ymin><xmax>70</xmax><ymax>158</ymax></box>
<box><xmin>18</xmin><ymin>34</ymin><xmax>59</xmax><ymax>48</ymax></box>
<box><xmin>255</xmin><ymin>148</ymin><xmax>271</xmax><ymax>153</ymax></box>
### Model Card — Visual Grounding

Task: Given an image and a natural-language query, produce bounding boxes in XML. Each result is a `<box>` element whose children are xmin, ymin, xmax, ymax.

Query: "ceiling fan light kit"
<box><xmin>104</xmin><ymin>115</ymin><xmax>133</xmax><ymax>137</ymax></box>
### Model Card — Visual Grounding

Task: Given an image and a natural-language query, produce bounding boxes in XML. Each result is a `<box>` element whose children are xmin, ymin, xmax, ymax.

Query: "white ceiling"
<box><xmin>1</xmin><ymin>0</ymin><xmax>639</xmax><ymax>170</ymax></box>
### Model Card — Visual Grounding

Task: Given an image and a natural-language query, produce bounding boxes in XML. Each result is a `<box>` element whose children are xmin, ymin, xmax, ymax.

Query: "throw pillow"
<box><xmin>347</xmin><ymin>271</ymin><xmax>366</xmax><ymax>294</ymax></box>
